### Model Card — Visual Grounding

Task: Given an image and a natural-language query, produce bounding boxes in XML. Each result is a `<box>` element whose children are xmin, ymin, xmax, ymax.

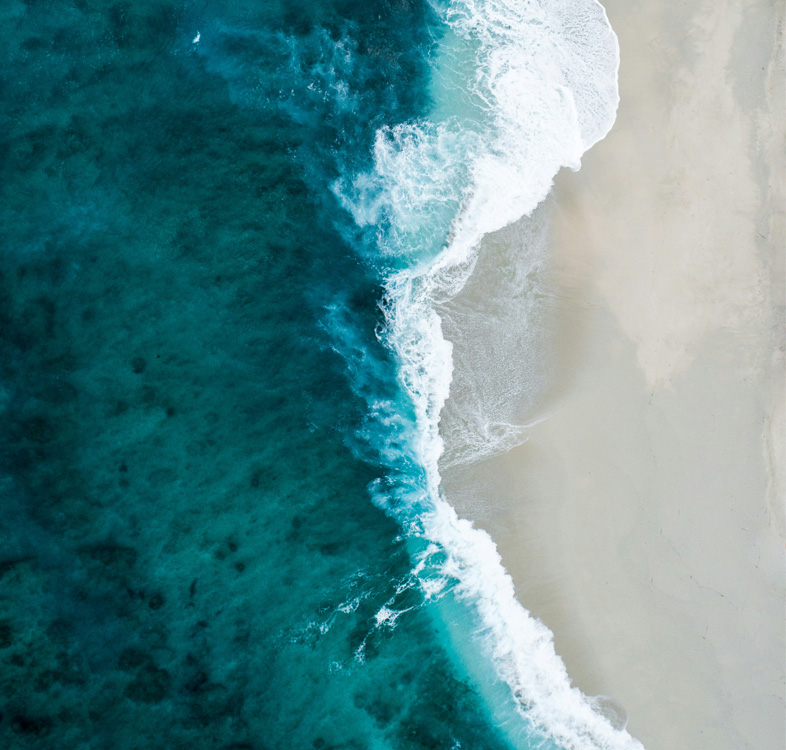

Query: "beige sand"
<box><xmin>442</xmin><ymin>0</ymin><xmax>785</xmax><ymax>748</ymax></box>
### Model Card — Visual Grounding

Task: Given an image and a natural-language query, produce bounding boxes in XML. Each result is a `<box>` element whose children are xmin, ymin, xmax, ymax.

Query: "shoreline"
<box><xmin>442</xmin><ymin>0</ymin><xmax>784</xmax><ymax>747</ymax></box>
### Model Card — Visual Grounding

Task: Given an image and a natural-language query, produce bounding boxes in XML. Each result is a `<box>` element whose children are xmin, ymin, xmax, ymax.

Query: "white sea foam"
<box><xmin>340</xmin><ymin>0</ymin><xmax>644</xmax><ymax>748</ymax></box>
<box><xmin>421</xmin><ymin>501</ymin><xmax>643</xmax><ymax>750</ymax></box>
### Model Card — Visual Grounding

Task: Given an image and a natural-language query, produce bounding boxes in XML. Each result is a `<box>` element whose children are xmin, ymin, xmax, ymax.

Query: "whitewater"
<box><xmin>335</xmin><ymin>0</ymin><xmax>645</xmax><ymax>747</ymax></box>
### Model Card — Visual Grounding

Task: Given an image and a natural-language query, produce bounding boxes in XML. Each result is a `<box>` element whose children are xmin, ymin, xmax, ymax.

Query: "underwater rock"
<box><xmin>147</xmin><ymin>593</ymin><xmax>165</xmax><ymax>610</ymax></box>
<box><xmin>81</xmin><ymin>544</ymin><xmax>138</xmax><ymax>569</ymax></box>
<box><xmin>21</xmin><ymin>416</ymin><xmax>56</xmax><ymax>444</ymax></box>
<box><xmin>10</xmin><ymin>714</ymin><xmax>53</xmax><ymax>738</ymax></box>
<box><xmin>0</xmin><ymin>621</ymin><xmax>13</xmax><ymax>649</ymax></box>
<box><xmin>124</xmin><ymin>665</ymin><xmax>171</xmax><ymax>704</ymax></box>
<box><xmin>117</xmin><ymin>647</ymin><xmax>151</xmax><ymax>672</ymax></box>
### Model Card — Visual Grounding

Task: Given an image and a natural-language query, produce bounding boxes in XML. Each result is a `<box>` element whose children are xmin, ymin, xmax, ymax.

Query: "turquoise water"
<box><xmin>0</xmin><ymin>0</ymin><xmax>642</xmax><ymax>748</ymax></box>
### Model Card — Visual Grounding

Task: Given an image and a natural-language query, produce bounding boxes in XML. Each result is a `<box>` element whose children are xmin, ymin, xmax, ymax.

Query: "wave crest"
<box><xmin>335</xmin><ymin>1</ymin><xmax>644</xmax><ymax>748</ymax></box>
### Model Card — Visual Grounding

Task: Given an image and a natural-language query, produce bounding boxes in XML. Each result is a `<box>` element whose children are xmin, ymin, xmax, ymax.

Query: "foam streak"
<box><xmin>338</xmin><ymin>1</ymin><xmax>645</xmax><ymax>747</ymax></box>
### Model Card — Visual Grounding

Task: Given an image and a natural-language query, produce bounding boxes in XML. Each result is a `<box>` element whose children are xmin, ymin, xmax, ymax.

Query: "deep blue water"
<box><xmin>0</xmin><ymin>0</ymin><xmax>514</xmax><ymax>747</ymax></box>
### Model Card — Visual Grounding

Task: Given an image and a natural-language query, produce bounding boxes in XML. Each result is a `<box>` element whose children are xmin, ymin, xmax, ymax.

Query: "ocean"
<box><xmin>0</xmin><ymin>0</ymin><xmax>642</xmax><ymax>748</ymax></box>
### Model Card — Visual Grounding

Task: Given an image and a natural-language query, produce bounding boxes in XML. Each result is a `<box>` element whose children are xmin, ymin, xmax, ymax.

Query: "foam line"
<box><xmin>337</xmin><ymin>1</ymin><xmax>645</xmax><ymax>747</ymax></box>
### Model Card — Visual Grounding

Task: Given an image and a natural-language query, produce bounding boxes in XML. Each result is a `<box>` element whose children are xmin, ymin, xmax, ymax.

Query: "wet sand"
<box><xmin>442</xmin><ymin>0</ymin><xmax>785</xmax><ymax>747</ymax></box>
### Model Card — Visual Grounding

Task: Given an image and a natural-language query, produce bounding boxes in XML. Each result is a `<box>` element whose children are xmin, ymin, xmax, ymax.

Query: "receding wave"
<box><xmin>333</xmin><ymin>0</ymin><xmax>644</xmax><ymax>747</ymax></box>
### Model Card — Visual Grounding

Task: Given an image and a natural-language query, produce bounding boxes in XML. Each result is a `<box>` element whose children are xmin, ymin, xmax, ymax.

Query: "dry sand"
<box><xmin>442</xmin><ymin>0</ymin><xmax>785</xmax><ymax>748</ymax></box>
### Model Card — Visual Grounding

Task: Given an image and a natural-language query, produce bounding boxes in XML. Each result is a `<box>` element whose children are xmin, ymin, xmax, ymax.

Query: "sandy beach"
<box><xmin>442</xmin><ymin>0</ymin><xmax>785</xmax><ymax>748</ymax></box>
